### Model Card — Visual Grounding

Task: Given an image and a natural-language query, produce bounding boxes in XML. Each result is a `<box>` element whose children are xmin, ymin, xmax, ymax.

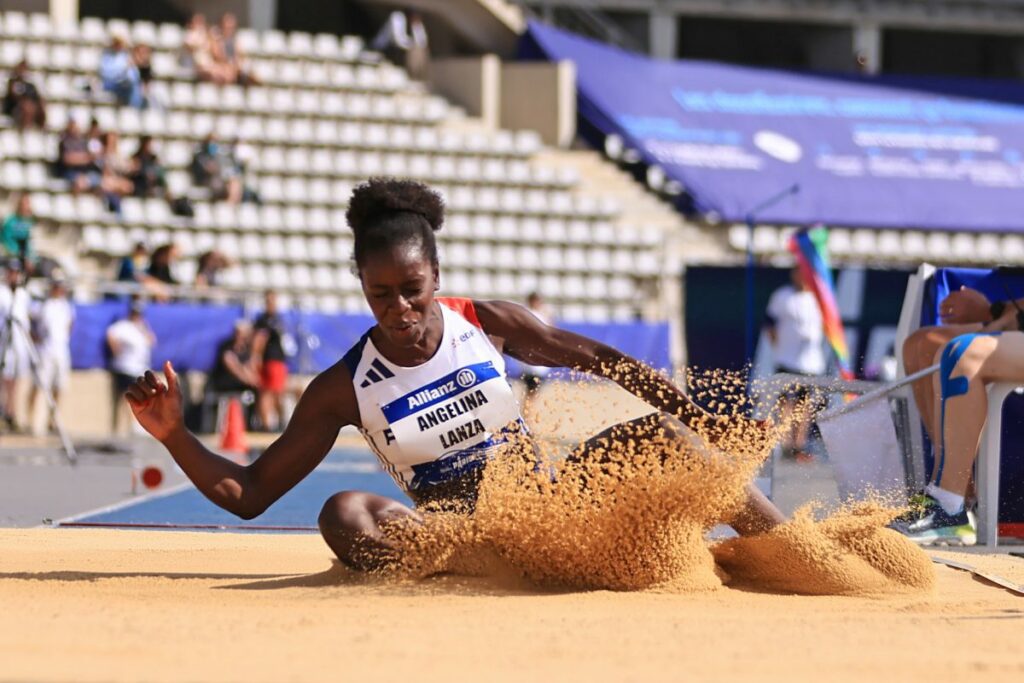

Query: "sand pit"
<box><xmin>1</xmin><ymin>528</ymin><xmax>1022</xmax><ymax>683</ymax></box>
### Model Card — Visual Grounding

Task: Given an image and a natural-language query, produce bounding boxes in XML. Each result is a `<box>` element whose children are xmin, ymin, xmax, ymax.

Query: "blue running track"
<box><xmin>59</xmin><ymin>448</ymin><xmax>411</xmax><ymax>532</ymax></box>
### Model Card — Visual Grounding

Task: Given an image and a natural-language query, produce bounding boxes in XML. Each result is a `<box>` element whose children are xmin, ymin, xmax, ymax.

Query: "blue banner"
<box><xmin>70</xmin><ymin>301</ymin><xmax>672</xmax><ymax>375</ymax></box>
<box><xmin>522</xmin><ymin>21</ymin><xmax>1024</xmax><ymax>232</ymax></box>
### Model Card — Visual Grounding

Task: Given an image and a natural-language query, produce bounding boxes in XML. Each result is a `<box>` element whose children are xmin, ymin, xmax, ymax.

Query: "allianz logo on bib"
<box><xmin>383</xmin><ymin>361</ymin><xmax>498</xmax><ymax>423</ymax></box>
<box><xmin>409</xmin><ymin>363</ymin><xmax>476</xmax><ymax>409</ymax></box>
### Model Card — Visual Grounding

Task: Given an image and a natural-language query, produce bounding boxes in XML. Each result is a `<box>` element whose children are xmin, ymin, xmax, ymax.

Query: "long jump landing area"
<box><xmin>0</xmin><ymin>447</ymin><xmax>1021</xmax><ymax>682</ymax></box>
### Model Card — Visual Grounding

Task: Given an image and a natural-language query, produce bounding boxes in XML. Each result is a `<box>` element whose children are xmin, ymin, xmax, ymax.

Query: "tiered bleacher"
<box><xmin>0</xmin><ymin>11</ymin><xmax>664</xmax><ymax>322</ymax></box>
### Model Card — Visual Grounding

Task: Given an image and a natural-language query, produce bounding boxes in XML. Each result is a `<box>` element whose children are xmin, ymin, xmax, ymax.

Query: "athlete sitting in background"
<box><xmin>896</xmin><ymin>297</ymin><xmax>1024</xmax><ymax>545</ymax></box>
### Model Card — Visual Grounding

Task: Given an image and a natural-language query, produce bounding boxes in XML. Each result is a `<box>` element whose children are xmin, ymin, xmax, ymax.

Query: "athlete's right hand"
<box><xmin>125</xmin><ymin>361</ymin><xmax>184</xmax><ymax>443</ymax></box>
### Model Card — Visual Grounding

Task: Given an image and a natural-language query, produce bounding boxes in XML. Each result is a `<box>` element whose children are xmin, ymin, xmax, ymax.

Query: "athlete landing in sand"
<box><xmin>126</xmin><ymin>178</ymin><xmax>786</xmax><ymax>570</ymax></box>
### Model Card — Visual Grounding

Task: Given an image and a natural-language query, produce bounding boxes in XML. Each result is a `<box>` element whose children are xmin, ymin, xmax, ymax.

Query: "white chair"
<box><xmin>976</xmin><ymin>383</ymin><xmax>1024</xmax><ymax>546</ymax></box>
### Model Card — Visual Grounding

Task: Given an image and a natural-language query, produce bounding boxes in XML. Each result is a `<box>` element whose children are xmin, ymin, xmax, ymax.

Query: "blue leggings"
<box><xmin>936</xmin><ymin>332</ymin><xmax>1000</xmax><ymax>485</ymax></box>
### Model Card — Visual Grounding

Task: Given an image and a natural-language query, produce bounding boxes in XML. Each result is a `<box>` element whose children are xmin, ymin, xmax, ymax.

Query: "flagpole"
<box><xmin>744</xmin><ymin>183</ymin><xmax>800</xmax><ymax>363</ymax></box>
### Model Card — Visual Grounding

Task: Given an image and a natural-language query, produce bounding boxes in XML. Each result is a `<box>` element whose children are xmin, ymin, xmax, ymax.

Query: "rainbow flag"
<box><xmin>788</xmin><ymin>226</ymin><xmax>854</xmax><ymax>380</ymax></box>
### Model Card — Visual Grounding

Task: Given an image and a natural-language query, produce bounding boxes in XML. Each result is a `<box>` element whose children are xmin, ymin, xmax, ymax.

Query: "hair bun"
<box><xmin>347</xmin><ymin>177</ymin><xmax>444</xmax><ymax>235</ymax></box>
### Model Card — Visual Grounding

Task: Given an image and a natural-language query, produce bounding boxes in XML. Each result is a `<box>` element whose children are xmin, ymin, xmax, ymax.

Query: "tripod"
<box><xmin>0</xmin><ymin>286</ymin><xmax>78</xmax><ymax>464</ymax></box>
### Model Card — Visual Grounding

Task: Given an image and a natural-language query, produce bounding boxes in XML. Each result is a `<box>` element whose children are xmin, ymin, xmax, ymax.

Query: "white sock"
<box><xmin>926</xmin><ymin>483</ymin><xmax>965</xmax><ymax>516</ymax></box>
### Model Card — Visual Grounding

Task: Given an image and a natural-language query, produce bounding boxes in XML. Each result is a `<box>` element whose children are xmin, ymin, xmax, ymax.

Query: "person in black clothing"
<box><xmin>130</xmin><ymin>136</ymin><xmax>167</xmax><ymax>198</ymax></box>
<box><xmin>253</xmin><ymin>290</ymin><xmax>290</xmax><ymax>431</ymax></box>
<box><xmin>208</xmin><ymin>321</ymin><xmax>260</xmax><ymax>394</ymax></box>
<box><xmin>147</xmin><ymin>243</ymin><xmax>179</xmax><ymax>286</ymax></box>
<box><xmin>3</xmin><ymin>60</ymin><xmax>46</xmax><ymax>130</ymax></box>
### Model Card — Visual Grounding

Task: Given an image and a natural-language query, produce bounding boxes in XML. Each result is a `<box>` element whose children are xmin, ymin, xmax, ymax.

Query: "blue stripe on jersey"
<box><xmin>408</xmin><ymin>420</ymin><xmax>523</xmax><ymax>490</ymax></box>
<box><xmin>341</xmin><ymin>331</ymin><xmax>371</xmax><ymax>377</ymax></box>
<box><xmin>380</xmin><ymin>360</ymin><xmax>501</xmax><ymax>423</ymax></box>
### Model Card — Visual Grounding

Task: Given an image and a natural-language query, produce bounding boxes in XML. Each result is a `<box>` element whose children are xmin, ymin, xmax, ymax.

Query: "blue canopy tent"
<box><xmin>521</xmin><ymin>22</ymin><xmax>1024</xmax><ymax>528</ymax></box>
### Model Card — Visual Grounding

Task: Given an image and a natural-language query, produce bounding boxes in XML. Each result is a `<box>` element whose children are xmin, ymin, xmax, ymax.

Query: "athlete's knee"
<box><xmin>317</xmin><ymin>491</ymin><xmax>366</xmax><ymax>537</ymax></box>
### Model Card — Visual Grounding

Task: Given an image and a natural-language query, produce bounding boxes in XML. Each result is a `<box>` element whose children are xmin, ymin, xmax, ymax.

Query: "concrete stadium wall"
<box><xmin>429</xmin><ymin>54</ymin><xmax>501</xmax><ymax>129</ymax></box>
<box><xmin>500</xmin><ymin>60</ymin><xmax>576</xmax><ymax>148</ymax></box>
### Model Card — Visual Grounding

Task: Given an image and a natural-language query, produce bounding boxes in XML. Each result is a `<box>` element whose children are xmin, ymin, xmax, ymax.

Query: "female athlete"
<box><xmin>126</xmin><ymin>178</ymin><xmax>785</xmax><ymax>570</ymax></box>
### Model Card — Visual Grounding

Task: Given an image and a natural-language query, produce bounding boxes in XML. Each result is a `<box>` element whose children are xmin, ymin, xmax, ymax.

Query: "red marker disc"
<box><xmin>141</xmin><ymin>466</ymin><xmax>163</xmax><ymax>489</ymax></box>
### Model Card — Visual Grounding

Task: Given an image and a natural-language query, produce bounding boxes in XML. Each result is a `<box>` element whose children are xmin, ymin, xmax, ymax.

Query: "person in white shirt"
<box><xmin>764</xmin><ymin>267</ymin><xmax>826</xmax><ymax>461</ymax></box>
<box><xmin>371</xmin><ymin>10</ymin><xmax>429</xmax><ymax>80</ymax></box>
<box><xmin>29</xmin><ymin>279</ymin><xmax>74</xmax><ymax>433</ymax></box>
<box><xmin>0</xmin><ymin>260</ymin><xmax>32</xmax><ymax>431</ymax></box>
<box><xmin>106</xmin><ymin>299</ymin><xmax>155</xmax><ymax>435</ymax></box>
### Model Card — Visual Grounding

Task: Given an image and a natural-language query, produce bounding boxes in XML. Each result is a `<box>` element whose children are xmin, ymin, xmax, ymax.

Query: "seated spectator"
<box><xmin>85</xmin><ymin>117</ymin><xmax>104</xmax><ymax>157</ymax></box>
<box><xmin>372</xmin><ymin>10</ymin><xmax>430</xmax><ymax>81</ymax></box>
<box><xmin>194</xmin><ymin>249</ymin><xmax>231</xmax><ymax>289</ymax></box>
<box><xmin>116</xmin><ymin>242</ymin><xmax>169</xmax><ymax>301</ymax></box>
<box><xmin>95</xmin><ymin>132</ymin><xmax>134</xmax><ymax>214</ymax></box>
<box><xmin>207</xmin><ymin>320</ymin><xmax>260</xmax><ymax>394</ymax></box>
<box><xmin>147</xmin><ymin>243</ymin><xmax>180</xmax><ymax>287</ymax></box>
<box><xmin>130</xmin><ymin>136</ymin><xmax>167</xmax><ymax>198</ymax></box>
<box><xmin>181</xmin><ymin>13</ymin><xmax>232</xmax><ymax>84</ymax></box>
<box><xmin>56</xmin><ymin>120</ymin><xmax>99</xmax><ymax>194</ymax></box>
<box><xmin>3</xmin><ymin>60</ymin><xmax>46</xmax><ymax>129</ymax></box>
<box><xmin>117</xmin><ymin>242</ymin><xmax>150</xmax><ymax>284</ymax></box>
<box><xmin>216</xmin><ymin>12</ymin><xmax>260</xmax><ymax>86</ymax></box>
<box><xmin>1</xmin><ymin>194</ymin><xmax>35</xmax><ymax>270</ymax></box>
<box><xmin>190</xmin><ymin>134</ymin><xmax>242</xmax><ymax>203</ymax></box>
<box><xmin>99</xmin><ymin>34</ymin><xmax>145</xmax><ymax>108</ymax></box>
<box><xmin>131</xmin><ymin>43</ymin><xmax>158</xmax><ymax>108</ymax></box>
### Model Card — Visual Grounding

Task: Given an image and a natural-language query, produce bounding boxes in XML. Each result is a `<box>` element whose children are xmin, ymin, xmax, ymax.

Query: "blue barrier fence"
<box><xmin>70</xmin><ymin>300</ymin><xmax>672</xmax><ymax>375</ymax></box>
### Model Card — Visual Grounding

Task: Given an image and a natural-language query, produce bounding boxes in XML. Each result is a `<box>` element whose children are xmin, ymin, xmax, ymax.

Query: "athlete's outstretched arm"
<box><xmin>125</xmin><ymin>360</ymin><xmax>356</xmax><ymax>519</ymax></box>
<box><xmin>474</xmin><ymin>300</ymin><xmax>721</xmax><ymax>437</ymax></box>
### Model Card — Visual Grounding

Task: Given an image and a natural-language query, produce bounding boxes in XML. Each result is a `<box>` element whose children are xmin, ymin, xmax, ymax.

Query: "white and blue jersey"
<box><xmin>342</xmin><ymin>297</ymin><xmax>525</xmax><ymax>493</ymax></box>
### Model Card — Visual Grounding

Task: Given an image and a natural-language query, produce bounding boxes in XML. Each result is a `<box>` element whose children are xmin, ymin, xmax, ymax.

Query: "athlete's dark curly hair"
<box><xmin>346</xmin><ymin>177</ymin><xmax>445</xmax><ymax>271</ymax></box>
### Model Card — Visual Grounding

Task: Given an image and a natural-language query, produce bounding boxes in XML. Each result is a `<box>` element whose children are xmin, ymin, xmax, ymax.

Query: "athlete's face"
<box><xmin>360</xmin><ymin>246</ymin><xmax>439</xmax><ymax>348</ymax></box>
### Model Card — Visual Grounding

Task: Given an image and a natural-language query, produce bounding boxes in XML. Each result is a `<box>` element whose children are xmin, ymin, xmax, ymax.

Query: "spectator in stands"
<box><xmin>1</xmin><ymin>194</ymin><xmax>35</xmax><ymax>269</ymax></box>
<box><xmin>85</xmin><ymin>117</ymin><xmax>104</xmax><ymax>157</ymax></box>
<box><xmin>3</xmin><ymin>60</ymin><xmax>46</xmax><ymax>130</ymax></box>
<box><xmin>147</xmin><ymin>243</ymin><xmax>180</xmax><ymax>289</ymax></box>
<box><xmin>194</xmin><ymin>250</ymin><xmax>230</xmax><ymax>289</ymax></box>
<box><xmin>56</xmin><ymin>119</ymin><xmax>99</xmax><ymax>194</ymax></box>
<box><xmin>253</xmin><ymin>289</ymin><xmax>292</xmax><ymax>431</ymax></box>
<box><xmin>0</xmin><ymin>260</ymin><xmax>31</xmax><ymax>432</ymax></box>
<box><xmin>216</xmin><ymin>12</ymin><xmax>260</xmax><ymax>86</ymax></box>
<box><xmin>372</xmin><ymin>10</ymin><xmax>430</xmax><ymax>80</ymax></box>
<box><xmin>131</xmin><ymin>43</ymin><xmax>158</xmax><ymax>107</ymax></box>
<box><xmin>764</xmin><ymin>267</ymin><xmax>826</xmax><ymax>463</ymax></box>
<box><xmin>207</xmin><ymin>320</ymin><xmax>260</xmax><ymax>395</ymax></box>
<box><xmin>106</xmin><ymin>297</ymin><xmax>155</xmax><ymax>436</ymax></box>
<box><xmin>130</xmin><ymin>136</ymin><xmax>167</xmax><ymax>198</ymax></box>
<box><xmin>99</xmin><ymin>34</ymin><xmax>145</xmax><ymax>109</ymax></box>
<box><xmin>181</xmin><ymin>12</ymin><xmax>234</xmax><ymax>85</ymax></box>
<box><xmin>116</xmin><ymin>241</ymin><xmax>169</xmax><ymax>301</ymax></box>
<box><xmin>95</xmin><ymin>132</ymin><xmax>135</xmax><ymax>214</ymax></box>
<box><xmin>29</xmin><ymin>279</ymin><xmax>73</xmax><ymax>434</ymax></box>
<box><xmin>190</xmin><ymin>134</ymin><xmax>243</xmax><ymax>204</ymax></box>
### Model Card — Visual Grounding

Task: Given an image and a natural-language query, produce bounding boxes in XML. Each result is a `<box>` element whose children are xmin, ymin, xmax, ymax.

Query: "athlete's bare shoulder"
<box><xmin>302</xmin><ymin>357</ymin><xmax>361</xmax><ymax>429</ymax></box>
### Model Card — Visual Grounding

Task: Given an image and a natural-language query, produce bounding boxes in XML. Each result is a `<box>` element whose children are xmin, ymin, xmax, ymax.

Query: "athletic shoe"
<box><xmin>890</xmin><ymin>494</ymin><xmax>976</xmax><ymax>546</ymax></box>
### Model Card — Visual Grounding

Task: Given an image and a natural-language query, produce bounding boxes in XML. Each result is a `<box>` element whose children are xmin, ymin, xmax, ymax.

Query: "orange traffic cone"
<box><xmin>220</xmin><ymin>398</ymin><xmax>249</xmax><ymax>459</ymax></box>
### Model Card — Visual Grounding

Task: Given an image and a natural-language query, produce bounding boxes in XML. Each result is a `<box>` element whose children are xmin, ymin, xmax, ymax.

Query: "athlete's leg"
<box><xmin>902</xmin><ymin>324</ymin><xmax>980</xmax><ymax>442</ymax></box>
<box><xmin>932</xmin><ymin>332</ymin><xmax>1024</xmax><ymax>498</ymax></box>
<box><xmin>317</xmin><ymin>490</ymin><xmax>421</xmax><ymax>571</ymax></box>
<box><xmin>567</xmin><ymin>413</ymin><xmax>785</xmax><ymax>535</ymax></box>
